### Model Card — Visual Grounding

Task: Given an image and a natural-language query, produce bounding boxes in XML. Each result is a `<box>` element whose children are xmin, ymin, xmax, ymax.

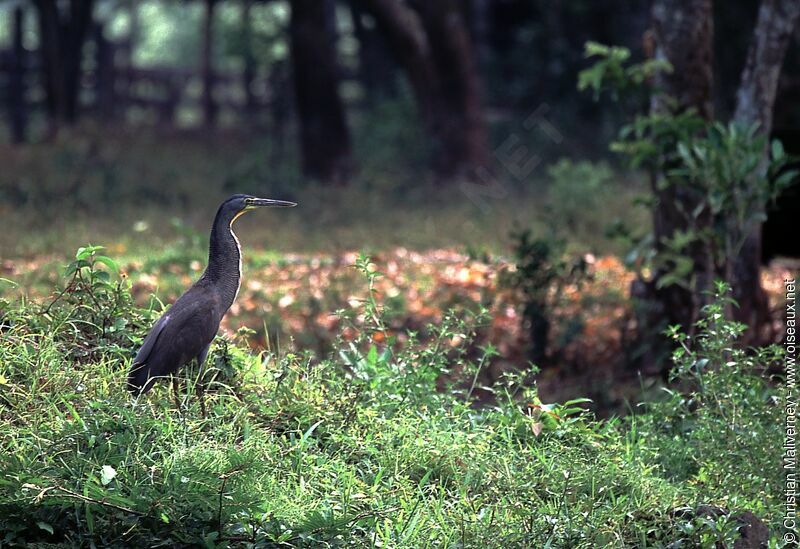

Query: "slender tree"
<box><xmin>731</xmin><ymin>0</ymin><xmax>800</xmax><ymax>342</ymax></box>
<box><xmin>92</xmin><ymin>22</ymin><xmax>115</xmax><ymax>119</ymax></box>
<box><xmin>201</xmin><ymin>0</ymin><xmax>218</xmax><ymax>128</ymax></box>
<box><xmin>414</xmin><ymin>0</ymin><xmax>489</xmax><ymax>177</ymax></box>
<box><xmin>357</xmin><ymin>0</ymin><xmax>489</xmax><ymax>178</ymax></box>
<box><xmin>289</xmin><ymin>0</ymin><xmax>353</xmax><ymax>183</ymax></box>
<box><xmin>349</xmin><ymin>1</ymin><xmax>397</xmax><ymax>102</ymax></box>
<box><xmin>241</xmin><ymin>0</ymin><xmax>258</xmax><ymax>116</ymax></box>
<box><xmin>33</xmin><ymin>0</ymin><xmax>95</xmax><ymax>129</ymax></box>
<box><xmin>8</xmin><ymin>7</ymin><xmax>27</xmax><ymax>144</ymax></box>
<box><xmin>648</xmin><ymin>0</ymin><xmax>715</xmax><ymax>333</ymax></box>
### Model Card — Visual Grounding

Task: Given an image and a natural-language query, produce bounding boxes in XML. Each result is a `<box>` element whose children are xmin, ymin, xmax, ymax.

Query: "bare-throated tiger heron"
<box><xmin>127</xmin><ymin>194</ymin><xmax>296</xmax><ymax>395</ymax></box>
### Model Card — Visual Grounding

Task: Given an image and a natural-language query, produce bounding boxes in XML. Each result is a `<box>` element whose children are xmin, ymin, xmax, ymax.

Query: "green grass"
<box><xmin>0</xmin><ymin>121</ymin><xmax>648</xmax><ymax>261</ymax></box>
<box><xmin>0</xmin><ymin>256</ymin><xmax>787</xmax><ymax>547</ymax></box>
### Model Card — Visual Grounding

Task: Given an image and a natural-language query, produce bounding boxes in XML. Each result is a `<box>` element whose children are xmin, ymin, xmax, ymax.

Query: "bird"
<box><xmin>127</xmin><ymin>194</ymin><xmax>296</xmax><ymax>397</ymax></box>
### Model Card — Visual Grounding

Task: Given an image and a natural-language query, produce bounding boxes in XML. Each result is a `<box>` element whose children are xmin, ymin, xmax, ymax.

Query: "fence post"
<box><xmin>93</xmin><ymin>23</ymin><xmax>116</xmax><ymax>119</ymax></box>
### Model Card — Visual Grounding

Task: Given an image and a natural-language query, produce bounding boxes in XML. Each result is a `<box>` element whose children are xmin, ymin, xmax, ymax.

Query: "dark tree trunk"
<box><xmin>732</xmin><ymin>0</ymin><xmax>800</xmax><ymax>343</ymax></box>
<box><xmin>8</xmin><ymin>7</ymin><xmax>27</xmax><ymax>144</ymax></box>
<box><xmin>33</xmin><ymin>0</ymin><xmax>95</xmax><ymax>130</ymax></box>
<box><xmin>468</xmin><ymin>0</ymin><xmax>494</xmax><ymax>73</ymax></box>
<box><xmin>648</xmin><ymin>0</ymin><xmax>715</xmax><ymax>334</ymax></box>
<box><xmin>357</xmin><ymin>0</ymin><xmax>489</xmax><ymax>179</ymax></box>
<box><xmin>201</xmin><ymin>0</ymin><xmax>218</xmax><ymax>128</ymax></box>
<box><xmin>651</xmin><ymin>0</ymin><xmax>714</xmax><ymax>121</ymax></box>
<box><xmin>289</xmin><ymin>0</ymin><xmax>353</xmax><ymax>183</ymax></box>
<box><xmin>93</xmin><ymin>23</ymin><xmax>115</xmax><ymax>119</ymax></box>
<box><xmin>414</xmin><ymin>0</ymin><xmax>489</xmax><ymax>177</ymax></box>
<box><xmin>120</xmin><ymin>0</ymin><xmax>139</xmax><ymax>113</ymax></box>
<box><xmin>349</xmin><ymin>1</ymin><xmax>398</xmax><ymax>102</ymax></box>
<box><xmin>241</xmin><ymin>0</ymin><xmax>258</xmax><ymax>116</ymax></box>
<box><xmin>355</xmin><ymin>0</ymin><xmax>440</xmax><ymax>131</ymax></box>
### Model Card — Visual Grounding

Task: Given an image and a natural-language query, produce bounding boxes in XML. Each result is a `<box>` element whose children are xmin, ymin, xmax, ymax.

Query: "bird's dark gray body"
<box><xmin>127</xmin><ymin>194</ymin><xmax>295</xmax><ymax>395</ymax></box>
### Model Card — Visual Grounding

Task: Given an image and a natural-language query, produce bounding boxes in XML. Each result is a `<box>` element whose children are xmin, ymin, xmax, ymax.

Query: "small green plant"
<box><xmin>501</xmin><ymin>229</ymin><xmax>588</xmax><ymax>366</ymax></box>
<box><xmin>546</xmin><ymin>158</ymin><xmax>614</xmax><ymax>235</ymax></box>
<box><xmin>672</xmin><ymin>123</ymin><xmax>797</xmax><ymax>281</ymax></box>
<box><xmin>37</xmin><ymin>245</ymin><xmax>143</xmax><ymax>364</ymax></box>
<box><xmin>578</xmin><ymin>41</ymin><xmax>671</xmax><ymax>101</ymax></box>
<box><xmin>639</xmin><ymin>282</ymin><xmax>784</xmax><ymax>522</ymax></box>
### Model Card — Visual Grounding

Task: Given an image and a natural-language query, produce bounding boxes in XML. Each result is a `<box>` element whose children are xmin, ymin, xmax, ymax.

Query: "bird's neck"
<box><xmin>203</xmin><ymin>213</ymin><xmax>242</xmax><ymax>309</ymax></box>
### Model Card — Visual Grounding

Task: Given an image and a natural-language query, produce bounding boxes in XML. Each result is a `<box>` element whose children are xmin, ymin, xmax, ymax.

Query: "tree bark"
<box><xmin>241</xmin><ymin>0</ymin><xmax>258</xmax><ymax>117</ymax></box>
<box><xmin>732</xmin><ymin>0</ymin><xmax>800</xmax><ymax>343</ymax></box>
<box><xmin>356</xmin><ymin>0</ymin><xmax>489</xmax><ymax>179</ymax></box>
<box><xmin>120</xmin><ymin>0</ymin><xmax>139</xmax><ymax>114</ymax></box>
<box><xmin>8</xmin><ymin>7</ymin><xmax>27</xmax><ymax>144</ymax></box>
<box><xmin>289</xmin><ymin>0</ymin><xmax>353</xmax><ymax>183</ymax></box>
<box><xmin>648</xmin><ymin>0</ymin><xmax>715</xmax><ymax>337</ymax></box>
<box><xmin>651</xmin><ymin>0</ymin><xmax>714</xmax><ymax>120</ymax></box>
<box><xmin>93</xmin><ymin>22</ymin><xmax>115</xmax><ymax>119</ymax></box>
<box><xmin>33</xmin><ymin>0</ymin><xmax>95</xmax><ymax>129</ymax></box>
<box><xmin>349</xmin><ymin>1</ymin><xmax>398</xmax><ymax>102</ymax></box>
<box><xmin>355</xmin><ymin>0</ymin><xmax>439</xmax><ymax>127</ymax></box>
<box><xmin>201</xmin><ymin>0</ymin><xmax>218</xmax><ymax>128</ymax></box>
<box><xmin>632</xmin><ymin>0</ymin><xmax>715</xmax><ymax>372</ymax></box>
<box><xmin>413</xmin><ymin>0</ymin><xmax>489</xmax><ymax>177</ymax></box>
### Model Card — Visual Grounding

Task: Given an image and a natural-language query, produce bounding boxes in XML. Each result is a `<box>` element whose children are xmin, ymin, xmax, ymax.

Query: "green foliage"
<box><xmin>638</xmin><ymin>282</ymin><xmax>785</xmax><ymax>530</ymax></box>
<box><xmin>578</xmin><ymin>42</ymin><xmax>672</xmax><ymax>101</ymax></box>
<box><xmin>672</xmin><ymin>122</ymin><xmax>798</xmax><ymax>269</ymax></box>
<box><xmin>19</xmin><ymin>245</ymin><xmax>147</xmax><ymax>365</ymax></box>
<box><xmin>611</xmin><ymin>108</ymin><xmax>707</xmax><ymax>174</ymax></box>
<box><xmin>0</xmin><ymin>251</ymin><xmax>784</xmax><ymax>546</ymax></box>
<box><xmin>546</xmin><ymin>158</ymin><xmax>615</xmax><ymax>235</ymax></box>
<box><xmin>501</xmin><ymin>229</ymin><xmax>588</xmax><ymax>364</ymax></box>
<box><xmin>580</xmin><ymin>40</ymin><xmax>798</xmax><ymax>296</ymax></box>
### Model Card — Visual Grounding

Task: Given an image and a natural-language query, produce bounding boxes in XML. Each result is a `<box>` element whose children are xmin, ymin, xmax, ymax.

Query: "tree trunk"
<box><xmin>413</xmin><ymin>0</ymin><xmax>489</xmax><ymax>177</ymax></box>
<box><xmin>732</xmin><ymin>0</ymin><xmax>800</xmax><ymax>343</ymax></box>
<box><xmin>33</xmin><ymin>0</ymin><xmax>95</xmax><ymax>130</ymax></box>
<box><xmin>8</xmin><ymin>7</ymin><xmax>27</xmax><ymax>144</ymax></box>
<box><xmin>201</xmin><ymin>0</ymin><xmax>218</xmax><ymax>128</ymax></box>
<box><xmin>355</xmin><ymin>0</ymin><xmax>440</xmax><ymax>129</ymax></box>
<box><xmin>650</xmin><ymin>0</ymin><xmax>714</xmax><ymax>121</ymax></box>
<box><xmin>93</xmin><ymin>23</ymin><xmax>115</xmax><ymax>119</ymax></box>
<box><xmin>649</xmin><ymin>0</ymin><xmax>715</xmax><ymax>334</ymax></box>
<box><xmin>467</xmin><ymin>0</ymin><xmax>492</xmax><ymax>68</ymax></box>
<box><xmin>349</xmin><ymin>1</ymin><xmax>398</xmax><ymax>102</ymax></box>
<box><xmin>356</xmin><ymin>0</ymin><xmax>489</xmax><ymax>179</ymax></box>
<box><xmin>241</xmin><ymin>0</ymin><xmax>258</xmax><ymax>117</ymax></box>
<box><xmin>289</xmin><ymin>0</ymin><xmax>353</xmax><ymax>183</ymax></box>
<box><xmin>632</xmin><ymin>0</ymin><xmax>714</xmax><ymax>372</ymax></box>
<box><xmin>120</xmin><ymin>0</ymin><xmax>139</xmax><ymax>115</ymax></box>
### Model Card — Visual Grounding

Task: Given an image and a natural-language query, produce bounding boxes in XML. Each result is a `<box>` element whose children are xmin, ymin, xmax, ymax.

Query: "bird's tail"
<box><xmin>127</xmin><ymin>362</ymin><xmax>153</xmax><ymax>395</ymax></box>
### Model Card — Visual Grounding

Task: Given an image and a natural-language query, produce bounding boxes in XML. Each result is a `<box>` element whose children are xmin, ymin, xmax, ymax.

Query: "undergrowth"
<box><xmin>0</xmin><ymin>251</ymin><xmax>788</xmax><ymax>547</ymax></box>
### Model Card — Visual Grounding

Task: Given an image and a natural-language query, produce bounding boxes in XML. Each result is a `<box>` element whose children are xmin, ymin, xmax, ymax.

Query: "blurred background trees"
<box><xmin>2</xmin><ymin>0</ymin><xmax>796</xmax><ymax>175</ymax></box>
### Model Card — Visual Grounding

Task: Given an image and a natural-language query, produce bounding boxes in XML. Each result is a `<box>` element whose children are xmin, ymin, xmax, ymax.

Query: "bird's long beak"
<box><xmin>248</xmin><ymin>198</ymin><xmax>297</xmax><ymax>208</ymax></box>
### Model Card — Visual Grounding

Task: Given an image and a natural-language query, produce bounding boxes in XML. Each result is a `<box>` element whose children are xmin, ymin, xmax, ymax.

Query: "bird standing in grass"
<box><xmin>127</xmin><ymin>194</ymin><xmax>296</xmax><ymax>398</ymax></box>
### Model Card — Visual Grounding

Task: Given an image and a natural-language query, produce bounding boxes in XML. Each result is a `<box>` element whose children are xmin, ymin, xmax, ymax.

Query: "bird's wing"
<box><xmin>128</xmin><ymin>292</ymin><xmax>221</xmax><ymax>394</ymax></box>
<box><xmin>133</xmin><ymin>291</ymin><xmax>219</xmax><ymax>367</ymax></box>
<box><xmin>133</xmin><ymin>310</ymin><xmax>172</xmax><ymax>366</ymax></box>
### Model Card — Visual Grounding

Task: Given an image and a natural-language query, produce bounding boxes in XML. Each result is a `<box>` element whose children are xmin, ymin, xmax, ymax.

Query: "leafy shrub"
<box><xmin>638</xmin><ymin>282</ymin><xmax>785</xmax><ymax>526</ymax></box>
<box><xmin>5</xmin><ymin>246</ymin><xmax>147</xmax><ymax>368</ymax></box>
<box><xmin>501</xmin><ymin>229</ymin><xmax>588</xmax><ymax>366</ymax></box>
<box><xmin>546</xmin><ymin>158</ymin><xmax>615</xmax><ymax>236</ymax></box>
<box><xmin>580</xmin><ymin>41</ymin><xmax>798</xmax><ymax>303</ymax></box>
